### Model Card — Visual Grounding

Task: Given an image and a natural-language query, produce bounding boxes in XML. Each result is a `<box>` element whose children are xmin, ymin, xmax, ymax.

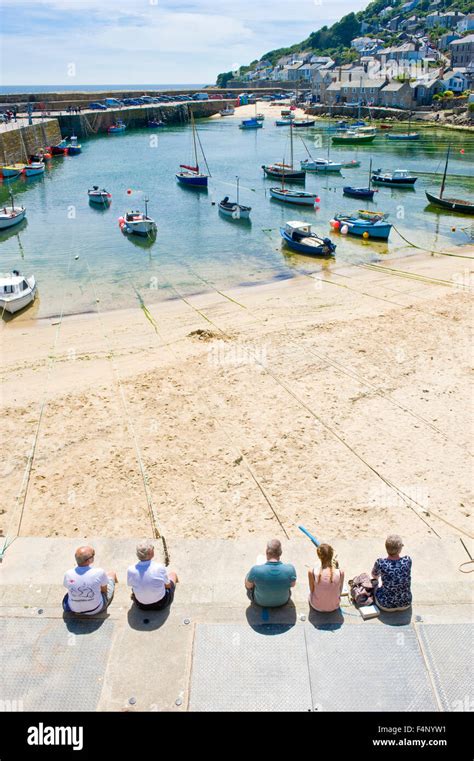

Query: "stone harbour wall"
<box><xmin>0</xmin><ymin>119</ymin><xmax>62</xmax><ymax>164</ymax></box>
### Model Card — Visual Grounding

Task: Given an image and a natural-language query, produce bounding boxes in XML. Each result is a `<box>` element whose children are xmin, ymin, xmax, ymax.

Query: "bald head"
<box><xmin>266</xmin><ymin>539</ymin><xmax>282</xmax><ymax>560</ymax></box>
<box><xmin>75</xmin><ymin>546</ymin><xmax>95</xmax><ymax>566</ymax></box>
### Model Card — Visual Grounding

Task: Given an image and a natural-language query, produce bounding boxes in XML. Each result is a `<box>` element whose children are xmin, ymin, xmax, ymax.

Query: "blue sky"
<box><xmin>1</xmin><ymin>0</ymin><xmax>368</xmax><ymax>85</ymax></box>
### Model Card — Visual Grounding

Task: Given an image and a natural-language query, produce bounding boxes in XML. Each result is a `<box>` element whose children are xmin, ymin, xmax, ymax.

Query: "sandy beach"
<box><xmin>1</xmin><ymin>245</ymin><xmax>472</xmax><ymax>546</ymax></box>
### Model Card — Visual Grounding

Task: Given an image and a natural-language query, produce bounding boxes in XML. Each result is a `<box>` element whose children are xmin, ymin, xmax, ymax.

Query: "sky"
<box><xmin>1</xmin><ymin>0</ymin><xmax>369</xmax><ymax>85</ymax></box>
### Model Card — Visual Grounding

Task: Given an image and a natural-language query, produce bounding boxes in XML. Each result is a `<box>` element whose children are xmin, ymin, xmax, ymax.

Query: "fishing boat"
<box><xmin>0</xmin><ymin>193</ymin><xmax>26</xmax><ymax>229</ymax></box>
<box><xmin>218</xmin><ymin>177</ymin><xmax>251</xmax><ymax>220</ymax></box>
<box><xmin>24</xmin><ymin>161</ymin><xmax>45</xmax><ymax>177</ymax></box>
<box><xmin>292</xmin><ymin>119</ymin><xmax>316</xmax><ymax>128</ymax></box>
<box><xmin>263</xmin><ymin>122</ymin><xmax>305</xmax><ymax>180</ymax></box>
<box><xmin>50</xmin><ymin>139</ymin><xmax>68</xmax><ymax>155</ymax></box>
<box><xmin>88</xmin><ymin>186</ymin><xmax>112</xmax><ymax>205</ymax></box>
<box><xmin>280</xmin><ymin>221</ymin><xmax>336</xmax><ymax>256</ymax></box>
<box><xmin>342</xmin><ymin>160</ymin><xmax>361</xmax><ymax>168</ymax></box>
<box><xmin>67</xmin><ymin>135</ymin><xmax>82</xmax><ymax>154</ymax></box>
<box><xmin>343</xmin><ymin>159</ymin><xmax>375</xmax><ymax>200</ymax></box>
<box><xmin>0</xmin><ymin>270</ymin><xmax>36</xmax><ymax>314</ymax></box>
<box><xmin>119</xmin><ymin>197</ymin><xmax>156</xmax><ymax>237</ymax></box>
<box><xmin>1</xmin><ymin>164</ymin><xmax>25</xmax><ymax>178</ymax></box>
<box><xmin>331</xmin><ymin>213</ymin><xmax>392</xmax><ymax>240</ymax></box>
<box><xmin>148</xmin><ymin>119</ymin><xmax>165</xmax><ymax>128</ymax></box>
<box><xmin>332</xmin><ymin>130</ymin><xmax>376</xmax><ymax>144</ymax></box>
<box><xmin>219</xmin><ymin>105</ymin><xmax>235</xmax><ymax>116</ymax></box>
<box><xmin>239</xmin><ymin>118</ymin><xmax>262</xmax><ymax>130</ymax></box>
<box><xmin>372</xmin><ymin>168</ymin><xmax>417</xmax><ymax>187</ymax></box>
<box><xmin>425</xmin><ymin>145</ymin><xmax>474</xmax><ymax>215</ymax></box>
<box><xmin>270</xmin><ymin>187</ymin><xmax>318</xmax><ymax>205</ymax></box>
<box><xmin>176</xmin><ymin>112</ymin><xmax>211</xmax><ymax>187</ymax></box>
<box><xmin>108</xmin><ymin>120</ymin><xmax>126</xmax><ymax>134</ymax></box>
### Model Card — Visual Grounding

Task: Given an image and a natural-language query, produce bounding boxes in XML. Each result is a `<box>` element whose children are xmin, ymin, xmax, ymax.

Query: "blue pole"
<box><xmin>298</xmin><ymin>525</ymin><xmax>320</xmax><ymax>547</ymax></box>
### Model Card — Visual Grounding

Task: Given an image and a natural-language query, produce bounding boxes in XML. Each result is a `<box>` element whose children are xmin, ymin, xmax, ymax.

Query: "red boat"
<box><xmin>380</xmin><ymin>124</ymin><xmax>391</xmax><ymax>129</ymax></box>
<box><xmin>49</xmin><ymin>140</ymin><xmax>68</xmax><ymax>155</ymax></box>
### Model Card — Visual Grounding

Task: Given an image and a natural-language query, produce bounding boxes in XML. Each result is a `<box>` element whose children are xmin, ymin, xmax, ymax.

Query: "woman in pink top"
<box><xmin>308</xmin><ymin>543</ymin><xmax>344</xmax><ymax>612</ymax></box>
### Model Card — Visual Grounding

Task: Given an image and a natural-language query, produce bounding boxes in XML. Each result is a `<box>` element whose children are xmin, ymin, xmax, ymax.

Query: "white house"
<box><xmin>443</xmin><ymin>69</ymin><xmax>470</xmax><ymax>93</ymax></box>
<box><xmin>457</xmin><ymin>14</ymin><xmax>474</xmax><ymax>33</ymax></box>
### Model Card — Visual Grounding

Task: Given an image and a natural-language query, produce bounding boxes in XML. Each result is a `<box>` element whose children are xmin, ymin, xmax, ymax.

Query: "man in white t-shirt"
<box><xmin>63</xmin><ymin>546</ymin><xmax>118</xmax><ymax>615</ymax></box>
<box><xmin>127</xmin><ymin>540</ymin><xmax>178</xmax><ymax>611</ymax></box>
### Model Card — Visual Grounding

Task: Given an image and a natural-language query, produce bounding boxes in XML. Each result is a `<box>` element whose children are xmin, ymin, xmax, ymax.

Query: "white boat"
<box><xmin>88</xmin><ymin>186</ymin><xmax>111</xmax><ymax>204</ymax></box>
<box><xmin>119</xmin><ymin>197</ymin><xmax>156</xmax><ymax>236</ymax></box>
<box><xmin>0</xmin><ymin>201</ymin><xmax>26</xmax><ymax>229</ymax></box>
<box><xmin>220</xmin><ymin>106</ymin><xmax>235</xmax><ymax>116</ymax></box>
<box><xmin>269</xmin><ymin>187</ymin><xmax>318</xmax><ymax>205</ymax></box>
<box><xmin>0</xmin><ymin>271</ymin><xmax>36</xmax><ymax>314</ymax></box>
<box><xmin>300</xmin><ymin>157</ymin><xmax>342</xmax><ymax>172</ymax></box>
<box><xmin>24</xmin><ymin>161</ymin><xmax>45</xmax><ymax>177</ymax></box>
<box><xmin>218</xmin><ymin>176</ymin><xmax>251</xmax><ymax>219</ymax></box>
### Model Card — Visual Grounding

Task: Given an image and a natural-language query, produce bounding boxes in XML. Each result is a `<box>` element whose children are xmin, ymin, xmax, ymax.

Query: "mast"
<box><xmin>191</xmin><ymin>110</ymin><xmax>199</xmax><ymax>173</ymax></box>
<box><xmin>358</xmin><ymin>77</ymin><xmax>362</xmax><ymax>121</ymax></box>
<box><xmin>290</xmin><ymin>121</ymin><xmax>294</xmax><ymax>169</ymax></box>
<box><xmin>368</xmin><ymin>158</ymin><xmax>372</xmax><ymax>190</ymax></box>
<box><xmin>440</xmin><ymin>145</ymin><xmax>450</xmax><ymax>199</ymax></box>
<box><xmin>236</xmin><ymin>176</ymin><xmax>240</xmax><ymax>205</ymax></box>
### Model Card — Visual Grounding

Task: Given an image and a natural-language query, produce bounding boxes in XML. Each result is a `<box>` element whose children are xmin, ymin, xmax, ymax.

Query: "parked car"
<box><xmin>89</xmin><ymin>102</ymin><xmax>107</xmax><ymax>110</ymax></box>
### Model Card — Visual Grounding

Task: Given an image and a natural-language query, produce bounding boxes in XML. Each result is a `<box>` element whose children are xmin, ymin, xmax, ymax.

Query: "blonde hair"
<box><xmin>316</xmin><ymin>543</ymin><xmax>335</xmax><ymax>584</ymax></box>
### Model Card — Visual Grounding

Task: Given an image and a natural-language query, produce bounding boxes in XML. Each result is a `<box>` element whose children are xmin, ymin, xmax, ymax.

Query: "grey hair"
<box><xmin>136</xmin><ymin>539</ymin><xmax>154</xmax><ymax>561</ymax></box>
<box><xmin>266</xmin><ymin>539</ymin><xmax>282</xmax><ymax>559</ymax></box>
<box><xmin>385</xmin><ymin>534</ymin><xmax>404</xmax><ymax>556</ymax></box>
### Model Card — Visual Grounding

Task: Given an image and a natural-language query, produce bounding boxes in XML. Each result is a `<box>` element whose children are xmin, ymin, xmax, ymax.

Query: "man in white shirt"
<box><xmin>63</xmin><ymin>546</ymin><xmax>117</xmax><ymax>615</ymax></box>
<box><xmin>127</xmin><ymin>540</ymin><xmax>178</xmax><ymax>611</ymax></box>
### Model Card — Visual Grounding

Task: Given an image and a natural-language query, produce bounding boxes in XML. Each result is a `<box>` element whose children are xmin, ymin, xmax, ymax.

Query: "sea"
<box><xmin>0</xmin><ymin>115</ymin><xmax>472</xmax><ymax>319</ymax></box>
<box><xmin>0</xmin><ymin>85</ymin><xmax>206</xmax><ymax>95</ymax></box>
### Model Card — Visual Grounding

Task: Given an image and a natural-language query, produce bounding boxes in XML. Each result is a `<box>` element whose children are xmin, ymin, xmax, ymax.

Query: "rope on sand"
<box><xmin>392</xmin><ymin>225</ymin><xmax>474</xmax><ymax>259</ymax></box>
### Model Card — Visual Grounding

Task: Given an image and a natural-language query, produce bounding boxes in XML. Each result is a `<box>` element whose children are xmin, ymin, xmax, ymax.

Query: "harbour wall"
<box><xmin>305</xmin><ymin>104</ymin><xmax>417</xmax><ymax>120</ymax></box>
<box><xmin>0</xmin><ymin>119</ymin><xmax>62</xmax><ymax>164</ymax></box>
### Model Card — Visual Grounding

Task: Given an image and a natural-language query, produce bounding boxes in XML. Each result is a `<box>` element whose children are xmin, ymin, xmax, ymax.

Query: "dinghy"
<box><xmin>1</xmin><ymin>164</ymin><xmax>25</xmax><ymax>178</ymax></box>
<box><xmin>425</xmin><ymin>145</ymin><xmax>474</xmax><ymax>215</ymax></box>
<box><xmin>119</xmin><ymin>197</ymin><xmax>156</xmax><ymax>237</ymax></box>
<box><xmin>0</xmin><ymin>270</ymin><xmax>36</xmax><ymax>314</ymax></box>
<box><xmin>331</xmin><ymin>213</ymin><xmax>392</xmax><ymax>240</ymax></box>
<box><xmin>218</xmin><ymin>177</ymin><xmax>251</xmax><ymax>219</ymax></box>
<box><xmin>0</xmin><ymin>192</ymin><xmax>26</xmax><ymax>229</ymax></box>
<box><xmin>280</xmin><ymin>221</ymin><xmax>336</xmax><ymax>256</ymax></box>
<box><xmin>88</xmin><ymin>186</ymin><xmax>112</xmax><ymax>205</ymax></box>
<box><xmin>25</xmin><ymin>162</ymin><xmax>45</xmax><ymax>177</ymax></box>
<box><xmin>270</xmin><ymin>187</ymin><xmax>318</xmax><ymax>205</ymax></box>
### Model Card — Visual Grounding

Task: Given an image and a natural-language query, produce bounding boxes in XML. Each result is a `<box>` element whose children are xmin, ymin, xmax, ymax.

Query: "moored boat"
<box><xmin>67</xmin><ymin>135</ymin><xmax>82</xmax><ymax>154</ymax></box>
<box><xmin>239</xmin><ymin>118</ymin><xmax>262</xmax><ymax>130</ymax></box>
<box><xmin>88</xmin><ymin>186</ymin><xmax>112</xmax><ymax>205</ymax></box>
<box><xmin>332</xmin><ymin>130</ymin><xmax>376</xmax><ymax>144</ymax></box>
<box><xmin>292</xmin><ymin>119</ymin><xmax>316</xmax><ymax>127</ymax></box>
<box><xmin>0</xmin><ymin>193</ymin><xmax>26</xmax><ymax>229</ymax></box>
<box><xmin>425</xmin><ymin>145</ymin><xmax>474</xmax><ymax>215</ymax></box>
<box><xmin>263</xmin><ymin>121</ymin><xmax>305</xmax><ymax>180</ymax></box>
<box><xmin>0</xmin><ymin>270</ymin><xmax>36</xmax><ymax>314</ymax></box>
<box><xmin>148</xmin><ymin>119</ymin><xmax>165</xmax><ymax>128</ymax></box>
<box><xmin>341</xmin><ymin>160</ymin><xmax>361</xmax><ymax>168</ymax></box>
<box><xmin>269</xmin><ymin>187</ymin><xmax>318</xmax><ymax>205</ymax></box>
<box><xmin>218</xmin><ymin>176</ymin><xmax>251</xmax><ymax>219</ymax></box>
<box><xmin>176</xmin><ymin>111</ymin><xmax>210</xmax><ymax>187</ymax></box>
<box><xmin>331</xmin><ymin>213</ymin><xmax>392</xmax><ymax>240</ymax></box>
<box><xmin>24</xmin><ymin>161</ymin><xmax>45</xmax><ymax>177</ymax></box>
<box><xmin>386</xmin><ymin>132</ymin><xmax>420</xmax><ymax>140</ymax></box>
<box><xmin>50</xmin><ymin>140</ymin><xmax>68</xmax><ymax>155</ymax></box>
<box><xmin>372</xmin><ymin>168</ymin><xmax>417</xmax><ymax>187</ymax></box>
<box><xmin>1</xmin><ymin>164</ymin><xmax>25</xmax><ymax>178</ymax></box>
<box><xmin>219</xmin><ymin>106</ymin><xmax>235</xmax><ymax>116</ymax></box>
<box><xmin>343</xmin><ymin>158</ymin><xmax>375</xmax><ymax>200</ymax></box>
<box><xmin>275</xmin><ymin>118</ymin><xmax>294</xmax><ymax>126</ymax></box>
<box><xmin>108</xmin><ymin>120</ymin><xmax>126</xmax><ymax>134</ymax></box>
<box><xmin>301</xmin><ymin>157</ymin><xmax>341</xmax><ymax>172</ymax></box>
<box><xmin>119</xmin><ymin>196</ymin><xmax>156</xmax><ymax>237</ymax></box>
<box><xmin>280</xmin><ymin>221</ymin><xmax>336</xmax><ymax>256</ymax></box>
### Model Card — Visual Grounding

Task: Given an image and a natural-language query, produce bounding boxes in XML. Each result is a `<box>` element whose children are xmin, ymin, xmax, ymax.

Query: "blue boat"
<box><xmin>66</xmin><ymin>135</ymin><xmax>82</xmax><ymax>155</ymax></box>
<box><xmin>386</xmin><ymin>132</ymin><xmax>420</xmax><ymax>140</ymax></box>
<box><xmin>108</xmin><ymin>120</ymin><xmax>126</xmax><ymax>134</ymax></box>
<box><xmin>343</xmin><ymin>186</ymin><xmax>375</xmax><ymax>200</ymax></box>
<box><xmin>280</xmin><ymin>221</ymin><xmax>336</xmax><ymax>256</ymax></box>
<box><xmin>332</xmin><ymin>213</ymin><xmax>392</xmax><ymax>240</ymax></box>
<box><xmin>239</xmin><ymin>118</ymin><xmax>263</xmax><ymax>130</ymax></box>
<box><xmin>176</xmin><ymin>112</ymin><xmax>210</xmax><ymax>188</ymax></box>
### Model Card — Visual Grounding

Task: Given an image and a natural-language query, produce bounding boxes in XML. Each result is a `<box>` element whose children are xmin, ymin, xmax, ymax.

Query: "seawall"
<box><xmin>0</xmin><ymin>119</ymin><xmax>62</xmax><ymax>164</ymax></box>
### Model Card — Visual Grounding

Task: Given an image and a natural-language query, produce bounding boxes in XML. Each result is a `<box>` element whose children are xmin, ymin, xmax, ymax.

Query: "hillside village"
<box><xmin>217</xmin><ymin>1</ymin><xmax>474</xmax><ymax>114</ymax></box>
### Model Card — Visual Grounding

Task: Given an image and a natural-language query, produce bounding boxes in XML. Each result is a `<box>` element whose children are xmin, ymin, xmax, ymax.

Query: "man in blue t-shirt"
<box><xmin>245</xmin><ymin>539</ymin><xmax>297</xmax><ymax>607</ymax></box>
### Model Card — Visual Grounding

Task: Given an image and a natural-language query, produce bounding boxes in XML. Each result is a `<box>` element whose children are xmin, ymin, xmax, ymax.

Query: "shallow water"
<box><xmin>0</xmin><ymin>117</ymin><xmax>472</xmax><ymax>318</ymax></box>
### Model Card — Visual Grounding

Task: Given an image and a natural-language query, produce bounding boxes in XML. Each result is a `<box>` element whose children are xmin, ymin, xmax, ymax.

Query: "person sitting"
<box><xmin>127</xmin><ymin>540</ymin><xmax>178</xmax><ymax>610</ymax></box>
<box><xmin>371</xmin><ymin>534</ymin><xmax>412</xmax><ymax>612</ymax></box>
<box><xmin>63</xmin><ymin>546</ymin><xmax>117</xmax><ymax>615</ymax></box>
<box><xmin>245</xmin><ymin>539</ymin><xmax>296</xmax><ymax>607</ymax></box>
<box><xmin>308</xmin><ymin>543</ymin><xmax>344</xmax><ymax>613</ymax></box>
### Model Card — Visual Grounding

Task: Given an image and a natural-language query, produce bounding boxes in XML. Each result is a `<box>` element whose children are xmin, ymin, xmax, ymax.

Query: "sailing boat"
<box><xmin>386</xmin><ymin>112</ymin><xmax>420</xmax><ymax>140</ymax></box>
<box><xmin>300</xmin><ymin>136</ymin><xmax>342</xmax><ymax>172</ymax></box>
<box><xmin>343</xmin><ymin>158</ymin><xmax>376</xmax><ymax>200</ymax></box>
<box><xmin>176</xmin><ymin>111</ymin><xmax>211</xmax><ymax>187</ymax></box>
<box><xmin>425</xmin><ymin>145</ymin><xmax>474</xmax><ymax>214</ymax></box>
<box><xmin>218</xmin><ymin>176</ymin><xmax>251</xmax><ymax>219</ymax></box>
<box><xmin>262</xmin><ymin>122</ymin><xmax>305</xmax><ymax>181</ymax></box>
<box><xmin>0</xmin><ymin>190</ymin><xmax>26</xmax><ymax>230</ymax></box>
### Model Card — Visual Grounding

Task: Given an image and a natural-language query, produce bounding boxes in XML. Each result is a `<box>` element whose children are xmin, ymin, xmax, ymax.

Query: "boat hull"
<box><xmin>343</xmin><ymin>187</ymin><xmax>375</xmax><ymax>200</ymax></box>
<box><xmin>301</xmin><ymin>160</ymin><xmax>341</xmax><ymax>172</ymax></box>
<box><xmin>425</xmin><ymin>190</ymin><xmax>474</xmax><ymax>215</ymax></box>
<box><xmin>386</xmin><ymin>133</ymin><xmax>420</xmax><ymax>140</ymax></box>
<box><xmin>372</xmin><ymin>175</ymin><xmax>417</xmax><ymax>187</ymax></box>
<box><xmin>0</xmin><ymin>207</ymin><xmax>26</xmax><ymax>229</ymax></box>
<box><xmin>0</xmin><ymin>279</ymin><xmax>36</xmax><ymax>314</ymax></box>
<box><xmin>176</xmin><ymin>172</ymin><xmax>208</xmax><ymax>187</ymax></box>
<box><xmin>269</xmin><ymin>188</ymin><xmax>317</xmax><ymax>205</ymax></box>
<box><xmin>263</xmin><ymin>166</ymin><xmax>305</xmax><ymax>181</ymax></box>
<box><xmin>1</xmin><ymin>166</ymin><xmax>25</xmax><ymax>177</ymax></box>
<box><xmin>334</xmin><ymin>216</ymin><xmax>391</xmax><ymax>240</ymax></box>
<box><xmin>218</xmin><ymin>203</ymin><xmax>251</xmax><ymax>219</ymax></box>
<box><xmin>88</xmin><ymin>192</ymin><xmax>111</xmax><ymax>204</ymax></box>
<box><xmin>280</xmin><ymin>228</ymin><xmax>335</xmax><ymax>256</ymax></box>
<box><xmin>67</xmin><ymin>146</ymin><xmax>82</xmax><ymax>155</ymax></box>
<box><xmin>25</xmin><ymin>164</ymin><xmax>45</xmax><ymax>176</ymax></box>
<box><xmin>50</xmin><ymin>146</ymin><xmax>68</xmax><ymax>155</ymax></box>
<box><xmin>292</xmin><ymin>121</ymin><xmax>316</xmax><ymax>128</ymax></box>
<box><xmin>332</xmin><ymin>134</ymin><xmax>375</xmax><ymax>144</ymax></box>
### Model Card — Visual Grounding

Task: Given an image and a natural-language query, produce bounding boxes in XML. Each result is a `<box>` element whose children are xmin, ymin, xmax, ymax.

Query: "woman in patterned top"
<box><xmin>372</xmin><ymin>534</ymin><xmax>412</xmax><ymax>612</ymax></box>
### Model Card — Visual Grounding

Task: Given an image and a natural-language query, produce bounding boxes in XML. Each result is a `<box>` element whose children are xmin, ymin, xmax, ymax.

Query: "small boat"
<box><xmin>88</xmin><ymin>186</ymin><xmax>112</xmax><ymax>205</ymax></box>
<box><xmin>270</xmin><ymin>187</ymin><xmax>318</xmax><ymax>205</ymax></box>
<box><xmin>331</xmin><ymin>213</ymin><xmax>392</xmax><ymax>240</ymax></box>
<box><xmin>425</xmin><ymin>145</ymin><xmax>474</xmax><ymax>215</ymax></box>
<box><xmin>50</xmin><ymin>140</ymin><xmax>68</xmax><ymax>155</ymax></box>
<box><xmin>380</xmin><ymin>124</ymin><xmax>391</xmax><ymax>129</ymax></box>
<box><xmin>343</xmin><ymin>159</ymin><xmax>375</xmax><ymax>200</ymax></box>
<box><xmin>263</xmin><ymin>122</ymin><xmax>305</xmax><ymax>180</ymax></box>
<box><xmin>0</xmin><ymin>193</ymin><xmax>26</xmax><ymax>229</ymax></box>
<box><xmin>176</xmin><ymin>112</ymin><xmax>210</xmax><ymax>187</ymax></box>
<box><xmin>292</xmin><ymin>119</ymin><xmax>316</xmax><ymax>128</ymax></box>
<box><xmin>386</xmin><ymin>132</ymin><xmax>420</xmax><ymax>141</ymax></box>
<box><xmin>1</xmin><ymin>164</ymin><xmax>25</xmax><ymax>178</ymax></box>
<box><xmin>280</xmin><ymin>221</ymin><xmax>336</xmax><ymax>256</ymax></box>
<box><xmin>256</xmin><ymin>113</ymin><xmax>265</xmax><ymax>122</ymax></box>
<box><xmin>148</xmin><ymin>120</ymin><xmax>165</xmax><ymax>128</ymax></box>
<box><xmin>332</xmin><ymin>130</ymin><xmax>376</xmax><ymax>144</ymax></box>
<box><xmin>357</xmin><ymin>209</ymin><xmax>388</xmax><ymax>221</ymax></box>
<box><xmin>108</xmin><ymin>120</ymin><xmax>126</xmax><ymax>134</ymax></box>
<box><xmin>119</xmin><ymin>197</ymin><xmax>156</xmax><ymax>237</ymax></box>
<box><xmin>372</xmin><ymin>168</ymin><xmax>417</xmax><ymax>187</ymax></box>
<box><xmin>301</xmin><ymin>157</ymin><xmax>341</xmax><ymax>172</ymax></box>
<box><xmin>275</xmin><ymin>118</ymin><xmax>294</xmax><ymax>126</ymax></box>
<box><xmin>0</xmin><ymin>270</ymin><xmax>36</xmax><ymax>314</ymax></box>
<box><xmin>342</xmin><ymin>160</ymin><xmax>361</xmax><ymax>168</ymax></box>
<box><xmin>67</xmin><ymin>135</ymin><xmax>82</xmax><ymax>154</ymax></box>
<box><xmin>239</xmin><ymin>118</ymin><xmax>263</xmax><ymax>130</ymax></box>
<box><xmin>24</xmin><ymin>161</ymin><xmax>45</xmax><ymax>177</ymax></box>
<box><xmin>281</xmin><ymin>109</ymin><xmax>291</xmax><ymax>117</ymax></box>
<box><xmin>219</xmin><ymin>106</ymin><xmax>235</xmax><ymax>116</ymax></box>
<box><xmin>218</xmin><ymin>177</ymin><xmax>251</xmax><ymax>219</ymax></box>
